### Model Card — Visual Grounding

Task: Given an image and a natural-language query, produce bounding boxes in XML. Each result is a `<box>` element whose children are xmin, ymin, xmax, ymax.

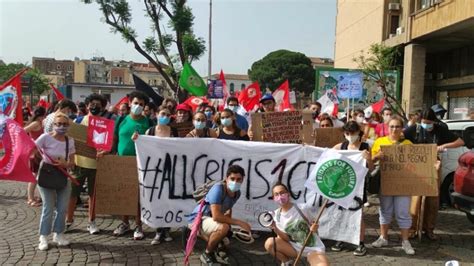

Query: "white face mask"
<box><xmin>131</xmin><ymin>104</ymin><xmax>143</xmax><ymax>115</ymax></box>
<box><xmin>345</xmin><ymin>134</ymin><xmax>359</xmax><ymax>144</ymax></box>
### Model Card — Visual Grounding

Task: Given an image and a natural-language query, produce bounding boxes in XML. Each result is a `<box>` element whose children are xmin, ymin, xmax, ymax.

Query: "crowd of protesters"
<box><xmin>20</xmin><ymin>91</ymin><xmax>468</xmax><ymax>266</ymax></box>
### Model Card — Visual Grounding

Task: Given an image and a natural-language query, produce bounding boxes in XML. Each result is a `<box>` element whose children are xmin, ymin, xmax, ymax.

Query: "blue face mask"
<box><xmin>221</xmin><ymin>118</ymin><xmax>232</xmax><ymax>127</ymax></box>
<box><xmin>204</xmin><ymin>111</ymin><xmax>213</xmax><ymax>119</ymax></box>
<box><xmin>227</xmin><ymin>181</ymin><xmax>241</xmax><ymax>192</ymax></box>
<box><xmin>421</xmin><ymin>122</ymin><xmax>434</xmax><ymax>131</ymax></box>
<box><xmin>194</xmin><ymin>121</ymin><xmax>206</xmax><ymax>130</ymax></box>
<box><xmin>158</xmin><ymin>116</ymin><xmax>170</xmax><ymax>125</ymax></box>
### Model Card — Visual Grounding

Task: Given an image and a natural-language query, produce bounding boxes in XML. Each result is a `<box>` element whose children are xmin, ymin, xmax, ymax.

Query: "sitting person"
<box><xmin>264</xmin><ymin>183</ymin><xmax>329</xmax><ymax>266</ymax></box>
<box><xmin>188</xmin><ymin>165</ymin><xmax>251</xmax><ymax>265</ymax></box>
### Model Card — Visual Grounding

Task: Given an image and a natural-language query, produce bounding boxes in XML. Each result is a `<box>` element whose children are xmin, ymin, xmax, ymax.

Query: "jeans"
<box><xmin>38</xmin><ymin>181</ymin><xmax>71</xmax><ymax>236</ymax></box>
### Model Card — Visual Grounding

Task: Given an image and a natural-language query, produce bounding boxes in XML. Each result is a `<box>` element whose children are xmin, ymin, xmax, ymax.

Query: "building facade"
<box><xmin>32</xmin><ymin>57</ymin><xmax>75</xmax><ymax>85</ymax></box>
<box><xmin>335</xmin><ymin>0</ymin><xmax>474</xmax><ymax>119</ymax></box>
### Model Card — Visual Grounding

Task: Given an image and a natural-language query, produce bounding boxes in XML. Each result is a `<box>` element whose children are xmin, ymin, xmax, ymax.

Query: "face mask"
<box><xmin>312</xmin><ymin>111</ymin><xmax>320</xmax><ymax>120</ymax></box>
<box><xmin>421</xmin><ymin>123</ymin><xmax>434</xmax><ymax>131</ymax></box>
<box><xmin>90</xmin><ymin>106</ymin><xmax>101</xmax><ymax>116</ymax></box>
<box><xmin>205</xmin><ymin>111</ymin><xmax>213</xmax><ymax>119</ymax></box>
<box><xmin>53</xmin><ymin>125</ymin><xmax>68</xmax><ymax>135</ymax></box>
<box><xmin>273</xmin><ymin>193</ymin><xmax>289</xmax><ymax>205</ymax></box>
<box><xmin>227</xmin><ymin>181</ymin><xmax>241</xmax><ymax>192</ymax></box>
<box><xmin>131</xmin><ymin>104</ymin><xmax>143</xmax><ymax>115</ymax></box>
<box><xmin>345</xmin><ymin>134</ymin><xmax>359</xmax><ymax>144</ymax></box>
<box><xmin>221</xmin><ymin>118</ymin><xmax>232</xmax><ymax>127</ymax></box>
<box><xmin>356</xmin><ymin>116</ymin><xmax>364</xmax><ymax>124</ymax></box>
<box><xmin>229</xmin><ymin>105</ymin><xmax>239</xmax><ymax>113</ymax></box>
<box><xmin>158</xmin><ymin>116</ymin><xmax>170</xmax><ymax>125</ymax></box>
<box><xmin>383</xmin><ymin>115</ymin><xmax>391</xmax><ymax>122</ymax></box>
<box><xmin>194</xmin><ymin>121</ymin><xmax>206</xmax><ymax>130</ymax></box>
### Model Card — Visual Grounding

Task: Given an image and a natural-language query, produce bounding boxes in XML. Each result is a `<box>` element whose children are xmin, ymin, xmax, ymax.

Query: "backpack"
<box><xmin>192</xmin><ymin>180</ymin><xmax>226</xmax><ymax>203</ymax></box>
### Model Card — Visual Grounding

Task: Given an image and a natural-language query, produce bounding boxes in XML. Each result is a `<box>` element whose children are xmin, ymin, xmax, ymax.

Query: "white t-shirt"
<box><xmin>35</xmin><ymin>133</ymin><xmax>75</xmax><ymax>164</ymax></box>
<box><xmin>274</xmin><ymin>203</ymin><xmax>325</xmax><ymax>255</ymax></box>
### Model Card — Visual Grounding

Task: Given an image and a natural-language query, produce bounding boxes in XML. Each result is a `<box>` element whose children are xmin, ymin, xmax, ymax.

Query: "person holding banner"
<box><xmin>188</xmin><ymin>165</ymin><xmax>251</xmax><ymax>265</ymax></box>
<box><xmin>35</xmin><ymin>112</ymin><xmax>76</xmax><ymax>251</ymax></box>
<box><xmin>403</xmin><ymin>108</ymin><xmax>464</xmax><ymax>240</ymax></box>
<box><xmin>371</xmin><ymin>116</ymin><xmax>415</xmax><ymax>255</ymax></box>
<box><xmin>175</xmin><ymin>103</ymin><xmax>193</xmax><ymax>124</ymax></box>
<box><xmin>186</xmin><ymin>111</ymin><xmax>218</xmax><ymax>138</ymax></box>
<box><xmin>226</xmin><ymin>96</ymin><xmax>249</xmax><ymax>131</ymax></box>
<box><xmin>216</xmin><ymin>109</ymin><xmax>249</xmax><ymax>141</ymax></box>
<box><xmin>264</xmin><ymin>183</ymin><xmax>328</xmax><ymax>266</ymax></box>
<box><xmin>258</xmin><ymin>94</ymin><xmax>276</xmax><ymax>113</ymax></box>
<box><xmin>112</xmin><ymin>91</ymin><xmax>151</xmax><ymax>240</ymax></box>
<box><xmin>66</xmin><ymin>93</ymin><xmax>109</xmax><ymax>234</ymax></box>
<box><xmin>331</xmin><ymin>121</ymin><xmax>373</xmax><ymax>256</ymax></box>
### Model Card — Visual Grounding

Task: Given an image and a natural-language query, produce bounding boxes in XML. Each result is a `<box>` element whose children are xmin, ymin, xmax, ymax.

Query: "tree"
<box><xmin>248</xmin><ymin>50</ymin><xmax>315</xmax><ymax>96</ymax></box>
<box><xmin>0</xmin><ymin>63</ymin><xmax>49</xmax><ymax>97</ymax></box>
<box><xmin>353</xmin><ymin>43</ymin><xmax>406</xmax><ymax>119</ymax></box>
<box><xmin>84</xmin><ymin>0</ymin><xmax>206</xmax><ymax>98</ymax></box>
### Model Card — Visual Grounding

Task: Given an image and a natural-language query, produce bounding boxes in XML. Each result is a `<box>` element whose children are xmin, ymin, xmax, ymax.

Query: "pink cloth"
<box><xmin>184</xmin><ymin>201</ymin><xmax>205</xmax><ymax>265</ymax></box>
<box><xmin>375</xmin><ymin>123</ymin><xmax>389</xmax><ymax>138</ymax></box>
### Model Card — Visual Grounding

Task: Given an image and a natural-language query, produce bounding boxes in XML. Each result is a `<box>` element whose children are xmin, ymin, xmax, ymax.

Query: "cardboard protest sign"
<box><xmin>251</xmin><ymin>111</ymin><xmax>303</xmax><ymax>144</ymax></box>
<box><xmin>301</xmin><ymin>112</ymin><xmax>314</xmax><ymax>145</ymax></box>
<box><xmin>135</xmin><ymin>136</ymin><xmax>366</xmax><ymax>245</ymax></box>
<box><xmin>68</xmin><ymin>123</ymin><xmax>96</xmax><ymax>158</ymax></box>
<box><xmin>170</xmin><ymin>121</ymin><xmax>194</xmax><ymax>138</ymax></box>
<box><xmin>313</xmin><ymin>127</ymin><xmax>345</xmax><ymax>148</ymax></box>
<box><xmin>380</xmin><ymin>144</ymin><xmax>438</xmax><ymax>196</ymax></box>
<box><xmin>87</xmin><ymin>116</ymin><xmax>114</xmax><ymax>152</ymax></box>
<box><xmin>95</xmin><ymin>155</ymin><xmax>138</xmax><ymax>216</ymax></box>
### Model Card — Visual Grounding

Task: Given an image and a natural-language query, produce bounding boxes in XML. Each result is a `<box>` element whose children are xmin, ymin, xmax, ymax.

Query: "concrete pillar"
<box><xmin>402</xmin><ymin>44</ymin><xmax>426</xmax><ymax>115</ymax></box>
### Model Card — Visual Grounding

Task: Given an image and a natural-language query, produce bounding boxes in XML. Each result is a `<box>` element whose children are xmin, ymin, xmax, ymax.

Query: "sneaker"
<box><xmin>133</xmin><ymin>226</ymin><xmax>145</xmax><ymax>240</ymax></box>
<box><xmin>52</xmin><ymin>233</ymin><xmax>70</xmax><ymax>246</ymax></box>
<box><xmin>364</xmin><ymin>202</ymin><xmax>370</xmax><ymax>207</ymax></box>
<box><xmin>87</xmin><ymin>221</ymin><xmax>100</xmax><ymax>235</ymax></box>
<box><xmin>402</xmin><ymin>240</ymin><xmax>415</xmax><ymax>255</ymax></box>
<box><xmin>113</xmin><ymin>222</ymin><xmax>130</xmax><ymax>236</ymax></box>
<box><xmin>163</xmin><ymin>230</ymin><xmax>173</xmax><ymax>242</ymax></box>
<box><xmin>331</xmin><ymin>241</ymin><xmax>344</xmax><ymax>252</ymax></box>
<box><xmin>371</xmin><ymin>236</ymin><xmax>388</xmax><ymax>248</ymax></box>
<box><xmin>353</xmin><ymin>243</ymin><xmax>367</xmax><ymax>256</ymax></box>
<box><xmin>151</xmin><ymin>232</ymin><xmax>161</xmax><ymax>245</ymax></box>
<box><xmin>200</xmin><ymin>251</ymin><xmax>218</xmax><ymax>265</ymax></box>
<box><xmin>38</xmin><ymin>235</ymin><xmax>49</xmax><ymax>251</ymax></box>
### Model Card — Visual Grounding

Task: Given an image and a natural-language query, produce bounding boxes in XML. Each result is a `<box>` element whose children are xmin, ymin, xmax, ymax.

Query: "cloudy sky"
<box><xmin>0</xmin><ymin>0</ymin><xmax>336</xmax><ymax>75</ymax></box>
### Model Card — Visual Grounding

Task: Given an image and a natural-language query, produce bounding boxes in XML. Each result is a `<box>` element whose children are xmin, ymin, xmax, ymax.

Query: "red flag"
<box><xmin>218</xmin><ymin>70</ymin><xmax>229</xmax><ymax>111</ymax></box>
<box><xmin>317</xmin><ymin>88</ymin><xmax>339</xmax><ymax>117</ymax></box>
<box><xmin>364</xmin><ymin>98</ymin><xmax>385</xmax><ymax>118</ymax></box>
<box><xmin>272</xmin><ymin>80</ymin><xmax>293</xmax><ymax>112</ymax></box>
<box><xmin>0</xmin><ymin>69</ymin><xmax>27</xmax><ymax>125</ymax></box>
<box><xmin>184</xmin><ymin>96</ymin><xmax>209</xmax><ymax>112</ymax></box>
<box><xmin>238</xmin><ymin>82</ymin><xmax>262</xmax><ymax>112</ymax></box>
<box><xmin>87</xmin><ymin>116</ymin><xmax>115</xmax><ymax>152</ymax></box>
<box><xmin>36</xmin><ymin>99</ymin><xmax>51</xmax><ymax>109</ymax></box>
<box><xmin>113</xmin><ymin>96</ymin><xmax>129</xmax><ymax>110</ymax></box>
<box><xmin>0</xmin><ymin>117</ymin><xmax>36</xmax><ymax>183</ymax></box>
<box><xmin>50</xmin><ymin>84</ymin><xmax>65</xmax><ymax>100</ymax></box>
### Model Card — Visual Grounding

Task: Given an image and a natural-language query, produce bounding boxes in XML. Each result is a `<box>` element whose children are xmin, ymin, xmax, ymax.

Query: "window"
<box><xmin>241</xmin><ymin>83</ymin><xmax>246</xmax><ymax>90</ymax></box>
<box><xmin>230</xmin><ymin>83</ymin><xmax>235</xmax><ymax>93</ymax></box>
<box><xmin>68</xmin><ymin>65</ymin><xmax>72</xmax><ymax>71</ymax></box>
<box><xmin>390</xmin><ymin>15</ymin><xmax>400</xmax><ymax>35</ymax></box>
<box><xmin>56</xmin><ymin>65</ymin><xmax>61</xmax><ymax>70</ymax></box>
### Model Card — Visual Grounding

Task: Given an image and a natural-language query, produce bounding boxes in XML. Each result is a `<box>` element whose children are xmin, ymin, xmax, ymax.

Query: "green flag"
<box><xmin>179</xmin><ymin>63</ymin><xmax>207</xmax><ymax>96</ymax></box>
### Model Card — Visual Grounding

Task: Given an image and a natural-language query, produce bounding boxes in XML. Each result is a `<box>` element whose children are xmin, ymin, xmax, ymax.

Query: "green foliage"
<box><xmin>182</xmin><ymin>33</ymin><xmax>206</xmax><ymax>63</ymax></box>
<box><xmin>0</xmin><ymin>63</ymin><xmax>49</xmax><ymax>96</ymax></box>
<box><xmin>248</xmin><ymin>50</ymin><xmax>315</xmax><ymax>95</ymax></box>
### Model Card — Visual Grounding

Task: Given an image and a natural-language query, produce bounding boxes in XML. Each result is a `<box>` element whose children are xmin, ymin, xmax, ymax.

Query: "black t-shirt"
<box><xmin>403</xmin><ymin>123</ymin><xmax>457</xmax><ymax>145</ymax></box>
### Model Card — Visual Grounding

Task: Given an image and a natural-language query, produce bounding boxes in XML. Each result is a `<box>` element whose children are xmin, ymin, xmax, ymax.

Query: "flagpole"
<box><xmin>207</xmin><ymin>0</ymin><xmax>212</xmax><ymax>80</ymax></box>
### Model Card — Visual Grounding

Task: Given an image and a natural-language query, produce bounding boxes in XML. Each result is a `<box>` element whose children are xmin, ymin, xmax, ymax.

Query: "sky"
<box><xmin>0</xmin><ymin>0</ymin><xmax>336</xmax><ymax>75</ymax></box>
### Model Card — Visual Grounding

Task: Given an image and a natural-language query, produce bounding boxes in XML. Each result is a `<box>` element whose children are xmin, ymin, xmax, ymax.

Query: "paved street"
<box><xmin>1</xmin><ymin>180</ymin><xmax>473</xmax><ymax>265</ymax></box>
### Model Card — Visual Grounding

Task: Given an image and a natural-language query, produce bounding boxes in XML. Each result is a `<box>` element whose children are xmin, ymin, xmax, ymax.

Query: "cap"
<box><xmin>176</xmin><ymin>103</ymin><xmax>191</xmax><ymax>112</ymax></box>
<box><xmin>431</xmin><ymin>104</ymin><xmax>447</xmax><ymax>114</ymax></box>
<box><xmin>259</xmin><ymin>94</ymin><xmax>275</xmax><ymax>103</ymax></box>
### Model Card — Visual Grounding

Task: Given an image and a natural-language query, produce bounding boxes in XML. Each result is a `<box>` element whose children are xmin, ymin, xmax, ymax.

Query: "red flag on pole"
<box><xmin>36</xmin><ymin>99</ymin><xmax>51</xmax><ymax>109</ymax></box>
<box><xmin>50</xmin><ymin>84</ymin><xmax>65</xmax><ymax>100</ymax></box>
<box><xmin>218</xmin><ymin>70</ymin><xmax>229</xmax><ymax>111</ymax></box>
<box><xmin>238</xmin><ymin>82</ymin><xmax>262</xmax><ymax>112</ymax></box>
<box><xmin>364</xmin><ymin>98</ymin><xmax>385</xmax><ymax>118</ymax></box>
<box><xmin>184</xmin><ymin>96</ymin><xmax>209</xmax><ymax>112</ymax></box>
<box><xmin>0</xmin><ymin>68</ymin><xmax>28</xmax><ymax>125</ymax></box>
<box><xmin>113</xmin><ymin>96</ymin><xmax>129</xmax><ymax>110</ymax></box>
<box><xmin>272</xmin><ymin>80</ymin><xmax>293</xmax><ymax>112</ymax></box>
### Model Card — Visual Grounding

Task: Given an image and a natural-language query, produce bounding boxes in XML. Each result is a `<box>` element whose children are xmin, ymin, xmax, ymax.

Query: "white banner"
<box><xmin>135</xmin><ymin>136</ymin><xmax>365</xmax><ymax>245</ymax></box>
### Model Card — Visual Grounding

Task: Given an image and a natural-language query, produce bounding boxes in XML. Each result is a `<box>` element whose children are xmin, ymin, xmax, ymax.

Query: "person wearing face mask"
<box><xmin>403</xmin><ymin>108</ymin><xmax>464</xmax><ymax>240</ymax></box>
<box><xmin>35</xmin><ymin>112</ymin><xmax>76</xmax><ymax>251</ymax></box>
<box><xmin>226</xmin><ymin>96</ymin><xmax>249</xmax><ymax>131</ymax></box>
<box><xmin>264</xmin><ymin>182</ymin><xmax>328</xmax><ymax>266</ymax></box>
<box><xmin>186</xmin><ymin>111</ymin><xmax>218</xmax><ymax>138</ymax></box>
<box><xmin>188</xmin><ymin>165</ymin><xmax>251</xmax><ymax>265</ymax></box>
<box><xmin>203</xmin><ymin>105</ymin><xmax>217</xmax><ymax>129</ymax></box>
<box><xmin>217</xmin><ymin>109</ymin><xmax>249</xmax><ymax>141</ymax></box>
<box><xmin>175</xmin><ymin>103</ymin><xmax>193</xmax><ymax>124</ymax></box>
<box><xmin>43</xmin><ymin>99</ymin><xmax>77</xmax><ymax>134</ymax></box>
<box><xmin>111</xmin><ymin>91</ymin><xmax>151</xmax><ymax>240</ymax></box>
<box><xmin>374</xmin><ymin>107</ymin><xmax>392</xmax><ymax>138</ymax></box>
<box><xmin>331</xmin><ymin>121</ymin><xmax>373</xmax><ymax>256</ymax></box>
<box><xmin>66</xmin><ymin>93</ymin><xmax>109</xmax><ymax>234</ymax></box>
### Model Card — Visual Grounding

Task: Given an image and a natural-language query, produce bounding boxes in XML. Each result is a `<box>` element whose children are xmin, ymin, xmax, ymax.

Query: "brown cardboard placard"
<box><xmin>380</xmin><ymin>144</ymin><xmax>438</xmax><ymax>196</ymax></box>
<box><xmin>170</xmin><ymin>121</ymin><xmax>194</xmax><ymax>138</ymax></box>
<box><xmin>68</xmin><ymin>123</ymin><xmax>96</xmax><ymax>158</ymax></box>
<box><xmin>95</xmin><ymin>155</ymin><xmax>139</xmax><ymax>216</ymax></box>
<box><xmin>251</xmin><ymin>111</ymin><xmax>303</xmax><ymax>144</ymax></box>
<box><xmin>301</xmin><ymin>112</ymin><xmax>314</xmax><ymax>145</ymax></box>
<box><xmin>313</xmin><ymin>127</ymin><xmax>345</xmax><ymax>148</ymax></box>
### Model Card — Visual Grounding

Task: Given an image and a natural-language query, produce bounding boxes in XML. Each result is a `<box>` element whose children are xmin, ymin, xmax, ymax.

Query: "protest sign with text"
<box><xmin>135</xmin><ymin>136</ymin><xmax>365</xmax><ymax>244</ymax></box>
<box><xmin>251</xmin><ymin>111</ymin><xmax>304</xmax><ymax>144</ymax></box>
<box><xmin>68</xmin><ymin>123</ymin><xmax>96</xmax><ymax>158</ymax></box>
<box><xmin>87</xmin><ymin>116</ymin><xmax>114</xmax><ymax>152</ymax></box>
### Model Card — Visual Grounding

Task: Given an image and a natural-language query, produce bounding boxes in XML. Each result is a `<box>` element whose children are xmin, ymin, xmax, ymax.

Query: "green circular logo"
<box><xmin>187</xmin><ymin>76</ymin><xmax>202</xmax><ymax>87</ymax></box>
<box><xmin>316</xmin><ymin>159</ymin><xmax>356</xmax><ymax>199</ymax></box>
